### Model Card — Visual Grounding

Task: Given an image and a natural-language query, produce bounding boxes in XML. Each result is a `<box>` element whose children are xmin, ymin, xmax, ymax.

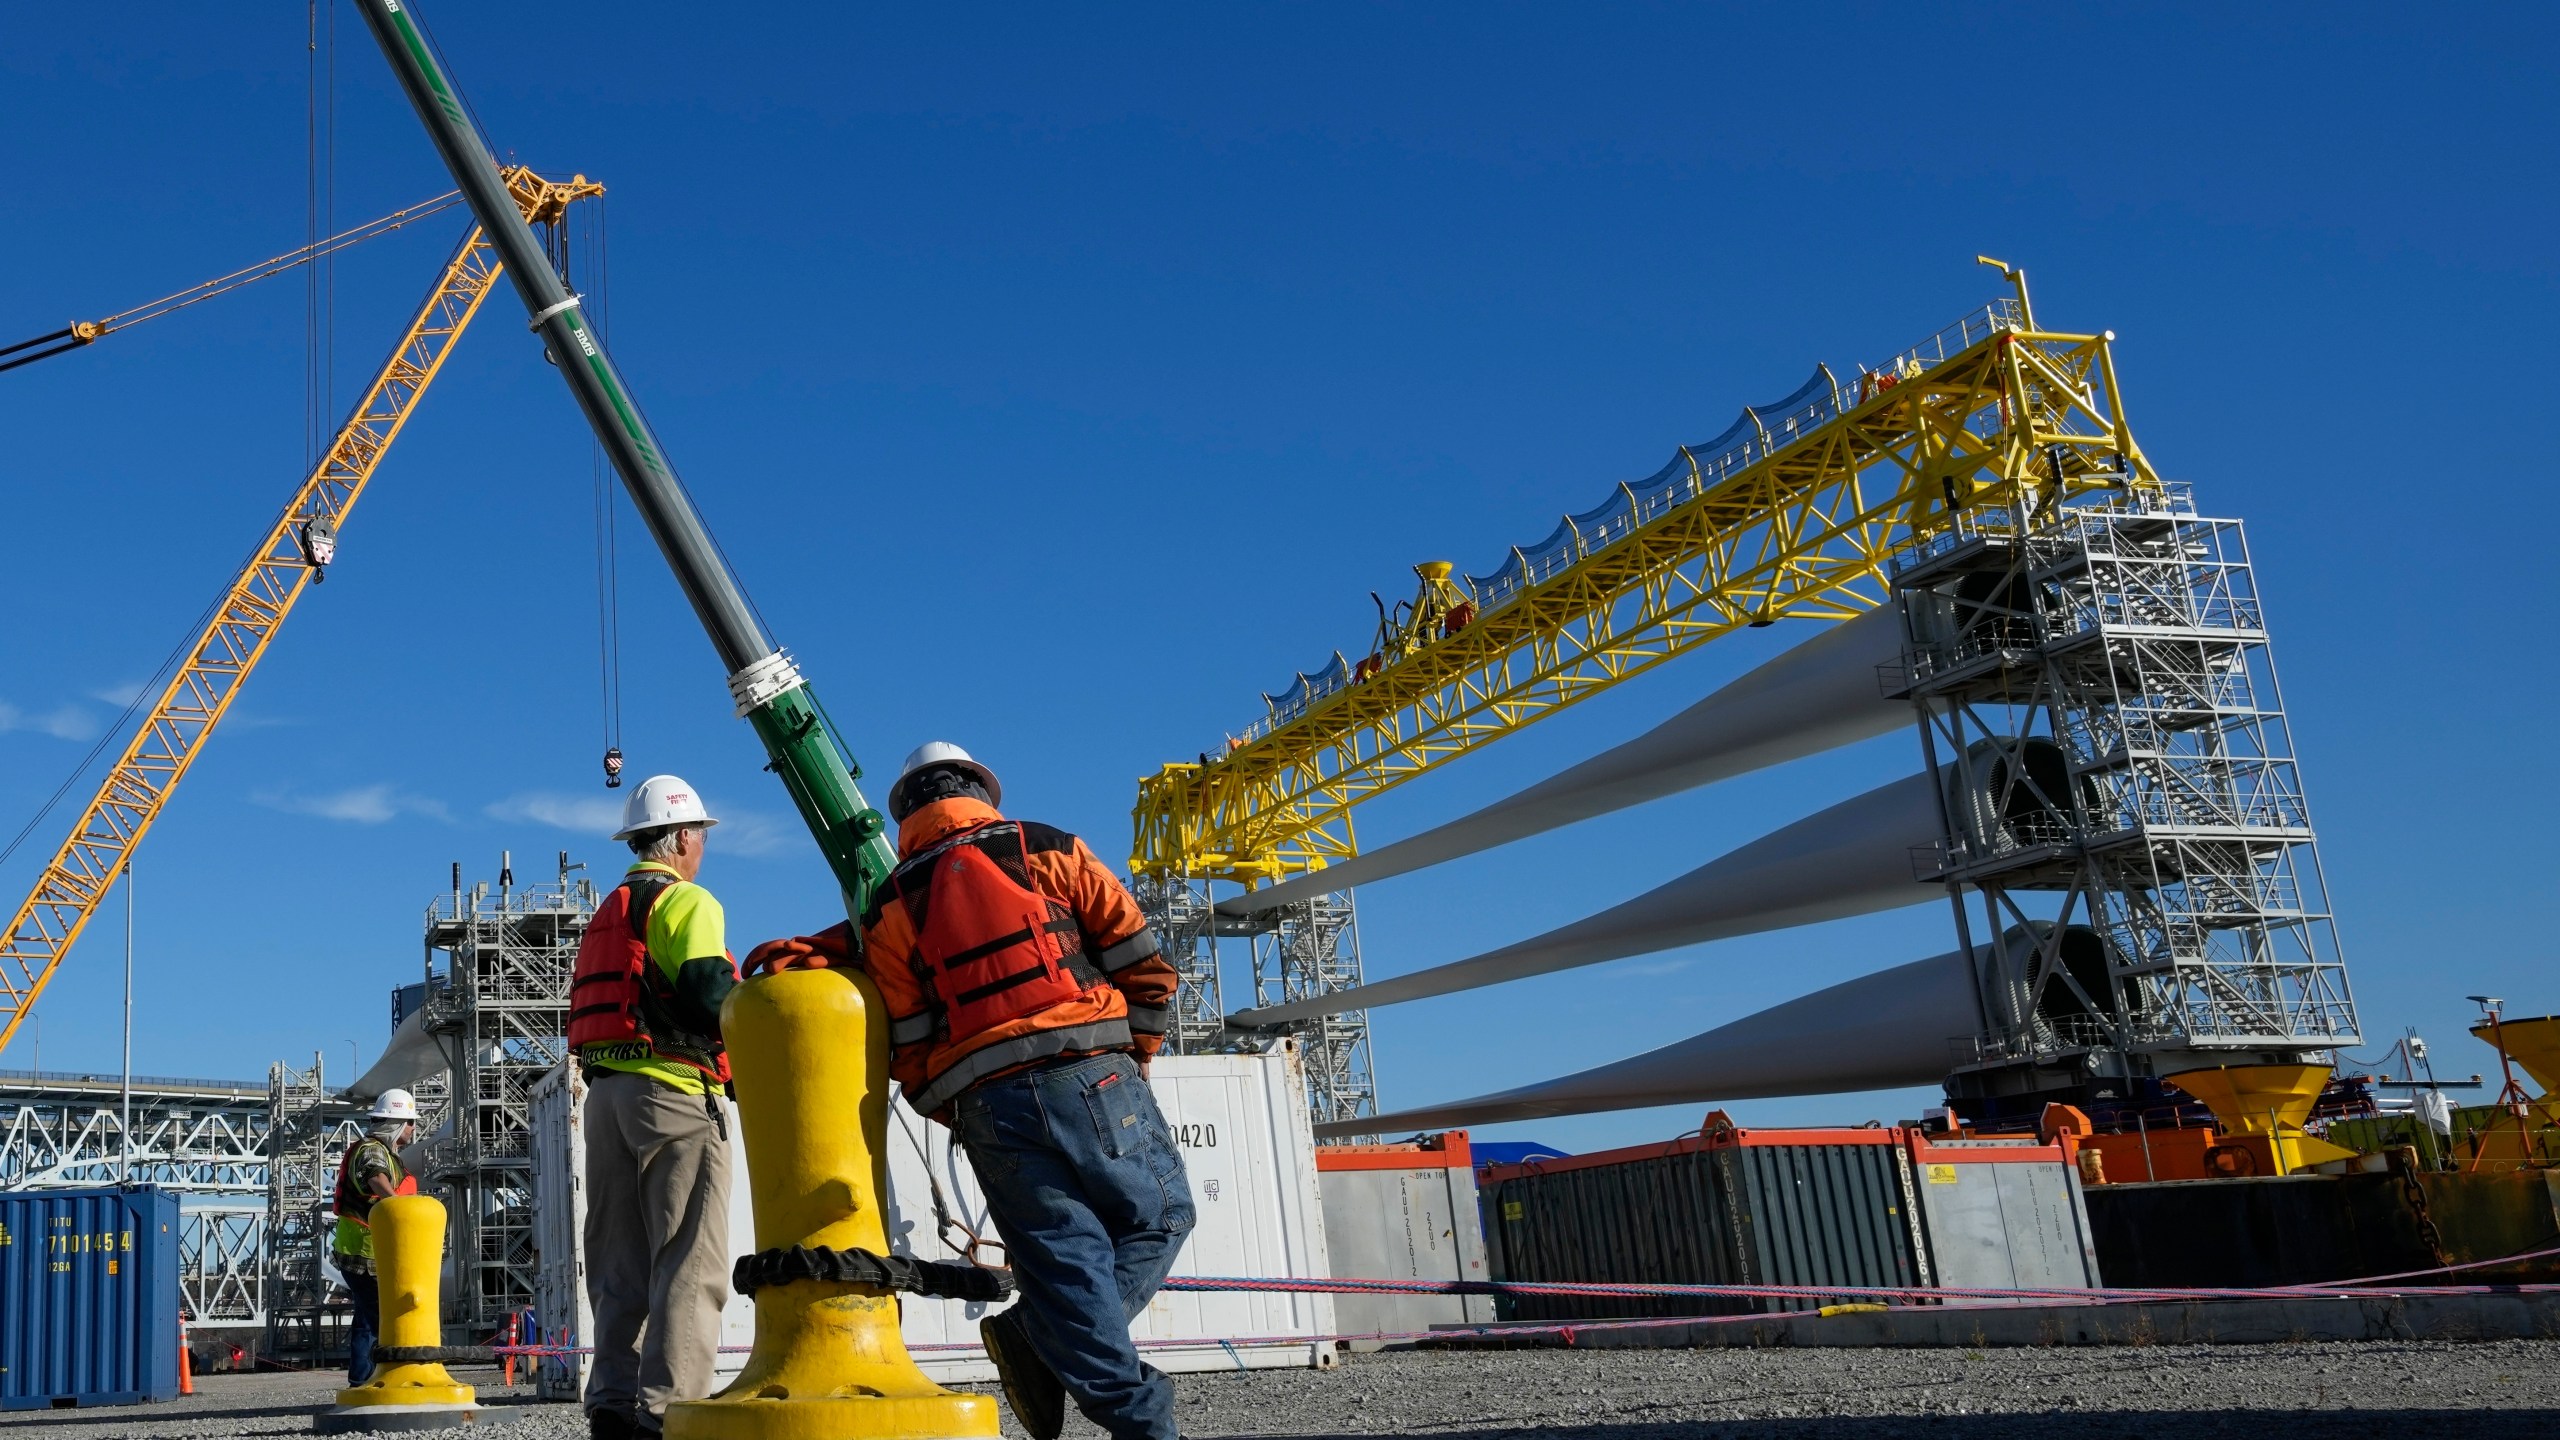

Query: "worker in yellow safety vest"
<box><xmin>330</xmin><ymin>1088</ymin><xmax>421</xmax><ymax>1386</ymax></box>
<box><xmin>568</xmin><ymin>773</ymin><xmax>740</xmax><ymax>1440</ymax></box>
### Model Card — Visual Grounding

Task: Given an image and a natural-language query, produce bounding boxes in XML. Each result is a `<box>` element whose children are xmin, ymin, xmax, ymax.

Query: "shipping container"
<box><xmin>884</xmin><ymin>1047</ymin><xmax>1334</xmax><ymax>1381</ymax></box>
<box><xmin>527</xmin><ymin>1064</ymin><xmax>757</xmax><ymax>1402</ymax></box>
<box><xmin>1481</xmin><ymin>1118</ymin><xmax>2102</xmax><ymax>1321</ymax></box>
<box><xmin>531</xmin><ymin>1047</ymin><xmax>1334</xmax><ymax>1400</ymax></box>
<box><xmin>1902</xmin><ymin>1133</ymin><xmax>2102</xmax><ymax>1291</ymax></box>
<box><xmin>0</xmin><ymin>1186</ymin><xmax>182</xmax><ymax>1411</ymax></box>
<box><xmin>1315</xmin><ymin>1131</ymin><xmax>1493</xmax><ymax>1342</ymax></box>
<box><xmin>1483</xmin><ymin>1122</ymin><xmax>1929</xmax><ymax>1321</ymax></box>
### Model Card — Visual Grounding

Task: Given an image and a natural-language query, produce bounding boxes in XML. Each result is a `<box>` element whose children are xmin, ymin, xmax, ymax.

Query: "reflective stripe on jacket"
<box><xmin>329</xmin><ymin>1136</ymin><xmax>418</xmax><ymax>1261</ymax></box>
<box><xmin>859</xmin><ymin>797</ymin><xmax>1175</xmax><ymax>1118</ymax></box>
<box><xmin>567</xmin><ymin>865</ymin><xmax>733</xmax><ymax>1090</ymax></box>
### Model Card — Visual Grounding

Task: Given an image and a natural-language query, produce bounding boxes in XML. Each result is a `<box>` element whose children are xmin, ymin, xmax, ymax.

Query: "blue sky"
<box><xmin>2</xmin><ymin>4</ymin><xmax>2552</xmax><ymax>1154</ymax></box>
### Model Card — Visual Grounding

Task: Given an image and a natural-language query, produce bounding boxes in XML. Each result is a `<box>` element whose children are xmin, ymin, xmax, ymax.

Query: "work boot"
<box><xmin>980</xmin><ymin>1308</ymin><xmax>1065</xmax><ymax>1440</ymax></box>
<box><xmin>586</xmin><ymin>1408</ymin><xmax>643</xmax><ymax>1440</ymax></box>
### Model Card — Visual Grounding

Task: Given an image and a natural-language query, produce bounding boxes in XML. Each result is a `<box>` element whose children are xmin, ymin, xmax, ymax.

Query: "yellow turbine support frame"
<box><xmin>1131</xmin><ymin>282</ymin><xmax>2162</xmax><ymax>886</ymax></box>
<box><xmin>0</xmin><ymin>168</ymin><xmax>600</xmax><ymax>1058</ymax></box>
<box><xmin>2164</xmin><ymin>1063</ymin><xmax>2359</xmax><ymax>1176</ymax></box>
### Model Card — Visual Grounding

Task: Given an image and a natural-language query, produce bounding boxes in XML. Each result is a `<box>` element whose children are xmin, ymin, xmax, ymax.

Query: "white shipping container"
<box><xmin>529</xmin><ymin>1046</ymin><xmax>1334</xmax><ymax>1401</ymax></box>
<box><xmin>527</xmin><ymin>1064</ymin><xmax>759</xmax><ymax>1402</ymax></box>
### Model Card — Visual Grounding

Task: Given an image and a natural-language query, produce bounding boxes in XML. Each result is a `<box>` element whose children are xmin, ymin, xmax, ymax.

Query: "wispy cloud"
<box><xmin>486</xmin><ymin>791</ymin><xmax>625</xmax><ymax>837</ymax></box>
<box><xmin>710</xmin><ymin>808</ymin><xmax>796</xmax><ymax>859</ymax></box>
<box><xmin>485</xmin><ymin>790</ymin><xmax>797</xmax><ymax>859</ymax></box>
<box><xmin>89</xmin><ymin>681</ymin><xmax>149</xmax><ymax>708</ymax></box>
<box><xmin>256</xmin><ymin>783</ymin><xmax>451</xmax><ymax>825</ymax></box>
<box><xmin>0</xmin><ymin>701</ymin><xmax>95</xmax><ymax>741</ymax></box>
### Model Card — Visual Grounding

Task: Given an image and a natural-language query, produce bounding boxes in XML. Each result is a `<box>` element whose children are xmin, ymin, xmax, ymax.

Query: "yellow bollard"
<box><xmin>664</xmin><ymin>968</ymin><xmax>998</xmax><ymax>1440</ymax></box>
<box><xmin>333</xmin><ymin>1194</ymin><xmax>475</xmax><ymax>1411</ymax></box>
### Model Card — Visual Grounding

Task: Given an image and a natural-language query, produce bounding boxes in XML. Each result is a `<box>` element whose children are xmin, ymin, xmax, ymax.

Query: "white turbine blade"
<box><xmin>1222</xmin><ymin>606</ymin><xmax>1909</xmax><ymax>918</ymax></box>
<box><xmin>1311</xmin><ymin>944</ymin><xmax>1983</xmax><ymax>1138</ymax></box>
<box><xmin>1231</xmin><ymin>767</ymin><xmax>1941</xmax><ymax>1028</ymax></box>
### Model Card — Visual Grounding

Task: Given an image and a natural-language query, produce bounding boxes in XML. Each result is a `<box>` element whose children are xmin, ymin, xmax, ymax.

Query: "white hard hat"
<box><xmin>888</xmin><ymin>741</ymin><xmax>1001</xmax><ymax>818</ymax></box>
<box><xmin>370</xmin><ymin>1088</ymin><xmax>420</xmax><ymax>1122</ymax></box>
<box><xmin>611</xmin><ymin>774</ymin><xmax>722</xmax><ymax>842</ymax></box>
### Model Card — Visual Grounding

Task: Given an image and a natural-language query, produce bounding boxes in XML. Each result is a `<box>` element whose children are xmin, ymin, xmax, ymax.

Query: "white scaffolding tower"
<box><xmin>262</xmin><ymin>1055</ymin><xmax>362</xmax><ymax>1362</ymax></box>
<box><xmin>1887</xmin><ymin>482</ymin><xmax>2357</xmax><ymax>1124</ymax></box>
<box><xmin>417</xmin><ymin>852</ymin><xmax>596</xmax><ymax>1332</ymax></box>
<box><xmin>1134</xmin><ymin>875</ymin><xmax>1379</xmax><ymax>1136</ymax></box>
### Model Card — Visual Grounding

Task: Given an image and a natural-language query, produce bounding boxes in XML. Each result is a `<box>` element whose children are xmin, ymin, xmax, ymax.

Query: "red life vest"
<box><xmin>567</xmin><ymin>871</ymin><xmax>732</xmax><ymax>1085</ymax></box>
<box><xmin>878</xmin><ymin>822</ymin><xmax>1107</xmax><ymax>1047</ymax></box>
<box><xmin>332</xmin><ymin>1137</ymin><xmax>419</xmax><ymax>1226</ymax></box>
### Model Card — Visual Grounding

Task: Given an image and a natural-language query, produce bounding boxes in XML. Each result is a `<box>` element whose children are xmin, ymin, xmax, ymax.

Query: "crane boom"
<box><xmin>354</xmin><ymin>0</ymin><xmax>897</xmax><ymax>910</ymax></box>
<box><xmin>0</xmin><ymin>168</ymin><xmax>598</xmax><ymax>1059</ymax></box>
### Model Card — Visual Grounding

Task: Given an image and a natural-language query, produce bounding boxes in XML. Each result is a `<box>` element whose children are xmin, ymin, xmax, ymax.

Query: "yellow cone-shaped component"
<box><xmin>664</xmin><ymin>968</ymin><xmax>997</xmax><ymax>1440</ymax></box>
<box><xmin>2165</xmin><ymin>1063</ymin><xmax>2354</xmax><ymax>1175</ymax></box>
<box><xmin>2473</xmin><ymin>1016</ymin><xmax>2560</xmax><ymax>1123</ymax></box>
<box><xmin>334</xmin><ymin>1194</ymin><xmax>474</xmax><ymax>1409</ymax></box>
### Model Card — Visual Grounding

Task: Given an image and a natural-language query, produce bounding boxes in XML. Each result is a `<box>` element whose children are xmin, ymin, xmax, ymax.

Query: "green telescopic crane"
<box><xmin>351</xmin><ymin>0</ymin><xmax>896</xmax><ymax>910</ymax></box>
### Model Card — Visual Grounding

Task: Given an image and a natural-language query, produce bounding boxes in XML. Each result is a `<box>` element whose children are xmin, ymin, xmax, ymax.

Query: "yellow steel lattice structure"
<box><xmin>1132</xmin><ymin>270</ymin><xmax>2161</xmax><ymax>885</ymax></box>
<box><xmin>0</xmin><ymin>168</ymin><xmax>601</xmax><ymax>1058</ymax></box>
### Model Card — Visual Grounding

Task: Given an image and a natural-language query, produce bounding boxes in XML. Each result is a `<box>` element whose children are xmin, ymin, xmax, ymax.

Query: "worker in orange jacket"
<box><xmin>745</xmin><ymin>742</ymin><xmax>1190</xmax><ymax>1440</ymax></box>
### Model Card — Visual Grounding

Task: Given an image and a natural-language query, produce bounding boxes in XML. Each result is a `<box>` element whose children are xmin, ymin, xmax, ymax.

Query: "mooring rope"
<box><xmin>482</xmin><ymin>1242</ymin><xmax>2560</xmax><ymax>1364</ymax></box>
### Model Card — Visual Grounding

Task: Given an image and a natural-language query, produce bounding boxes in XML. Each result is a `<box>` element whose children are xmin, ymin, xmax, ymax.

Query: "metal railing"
<box><xmin>0</xmin><ymin>1067</ymin><xmax>268</xmax><ymax>1095</ymax></box>
<box><xmin>1237</xmin><ymin>301</ymin><xmax>2028</xmax><ymax>744</ymax></box>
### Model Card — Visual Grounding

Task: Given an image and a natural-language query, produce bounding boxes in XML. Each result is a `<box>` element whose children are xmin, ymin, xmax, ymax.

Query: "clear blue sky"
<box><xmin>2</xmin><ymin>4</ymin><xmax>2552</xmax><ymax>1154</ymax></box>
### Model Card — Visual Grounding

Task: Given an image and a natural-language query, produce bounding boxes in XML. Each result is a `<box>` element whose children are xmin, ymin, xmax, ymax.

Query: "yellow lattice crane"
<box><xmin>0</xmin><ymin>167</ymin><xmax>601</xmax><ymax>1058</ymax></box>
<box><xmin>1131</xmin><ymin>263</ymin><xmax>2159</xmax><ymax>886</ymax></box>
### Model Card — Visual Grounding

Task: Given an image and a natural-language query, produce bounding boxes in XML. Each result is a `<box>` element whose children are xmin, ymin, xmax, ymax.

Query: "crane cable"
<box><xmin>0</xmin><ymin>191</ymin><xmax>464</xmax><ymax>376</ymax></box>
<box><xmin>3</xmin><ymin>6</ymin><xmax>354</xmax><ymax>869</ymax></box>
<box><xmin>564</xmin><ymin>193</ymin><xmax>628</xmax><ymax>788</ymax></box>
<box><xmin>307</xmin><ymin>0</ymin><xmax>339</xmax><ymax>472</ymax></box>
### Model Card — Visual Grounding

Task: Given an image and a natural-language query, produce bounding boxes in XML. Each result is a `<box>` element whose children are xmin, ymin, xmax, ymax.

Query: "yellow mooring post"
<box><xmin>321</xmin><ymin>1193</ymin><xmax>478</xmax><ymax>1431</ymax></box>
<box><xmin>665</xmin><ymin>969</ymin><xmax>998</xmax><ymax>1440</ymax></box>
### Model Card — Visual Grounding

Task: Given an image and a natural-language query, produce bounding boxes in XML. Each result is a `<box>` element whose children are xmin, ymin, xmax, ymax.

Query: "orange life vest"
<box><xmin>876</xmin><ymin>821</ymin><xmax>1107</xmax><ymax>1048</ymax></box>
<box><xmin>567</xmin><ymin>872</ymin><xmax>732</xmax><ymax>1085</ymax></box>
<box><xmin>332</xmin><ymin>1138</ymin><xmax>418</xmax><ymax>1226</ymax></box>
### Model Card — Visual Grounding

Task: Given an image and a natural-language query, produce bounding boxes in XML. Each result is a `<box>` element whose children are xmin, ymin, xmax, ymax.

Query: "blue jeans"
<box><xmin>954</xmin><ymin>1052</ymin><xmax>1194</xmax><ymax>1440</ymax></box>
<box><xmin>343</xmin><ymin>1267</ymin><xmax>380</xmax><ymax>1386</ymax></box>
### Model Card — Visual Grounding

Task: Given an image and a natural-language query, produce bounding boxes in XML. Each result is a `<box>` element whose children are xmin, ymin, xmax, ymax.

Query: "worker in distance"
<box><xmin>329</xmin><ymin>1088</ymin><xmax>422</xmax><ymax>1387</ymax></box>
<box><xmin>568</xmin><ymin>775</ymin><xmax>742</xmax><ymax>1440</ymax></box>
<box><xmin>747</xmin><ymin>741</ymin><xmax>1193</xmax><ymax>1440</ymax></box>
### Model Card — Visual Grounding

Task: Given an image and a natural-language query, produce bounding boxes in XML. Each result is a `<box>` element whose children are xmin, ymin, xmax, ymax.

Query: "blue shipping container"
<box><xmin>0</xmin><ymin>1186</ymin><xmax>182</xmax><ymax>1410</ymax></box>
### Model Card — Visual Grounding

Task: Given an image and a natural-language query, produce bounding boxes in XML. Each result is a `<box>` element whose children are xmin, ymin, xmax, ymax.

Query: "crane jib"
<box><xmin>354</xmin><ymin>0</ymin><xmax>897</xmax><ymax>906</ymax></box>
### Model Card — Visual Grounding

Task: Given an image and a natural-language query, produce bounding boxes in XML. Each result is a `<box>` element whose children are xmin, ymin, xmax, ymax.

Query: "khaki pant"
<box><xmin>583</xmin><ymin>1069</ymin><xmax>733</xmax><ymax>1424</ymax></box>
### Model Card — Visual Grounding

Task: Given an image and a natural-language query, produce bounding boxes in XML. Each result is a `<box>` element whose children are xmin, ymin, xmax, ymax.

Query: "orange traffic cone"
<box><xmin>177</xmin><ymin>1319</ymin><xmax>195</xmax><ymax>1396</ymax></box>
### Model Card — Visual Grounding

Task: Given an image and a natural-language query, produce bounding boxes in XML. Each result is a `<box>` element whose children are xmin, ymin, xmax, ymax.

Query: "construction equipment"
<box><xmin>345</xmin><ymin>15</ymin><xmax>1013</xmax><ymax>1432</ymax></box>
<box><xmin>1133</xmin><ymin>264</ymin><xmax>2150</xmax><ymax>890</ymax></box>
<box><xmin>353</xmin><ymin>0</ymin><xmax>894</xmax><ymax>913</ymax></box>
<box><xmin>0</xmin><ymin>168</ymin><xmax>601</xmax><ymax>1059</ymax></box>
<box><xmin>0</xmin><ymin>192</ymin><xmax>467</xmax><ymax>374</ymax></box>
<box><xmin>1140</xmin><ymin>264</ymin><xmax>2155</xmax><ymax>1129</ymax></box>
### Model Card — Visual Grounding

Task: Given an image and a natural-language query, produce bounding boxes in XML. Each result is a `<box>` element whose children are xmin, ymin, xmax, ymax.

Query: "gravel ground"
<box><xmin>4</xmin><ymin>1342</ymin><xmax>2555</xmax><ymax>1439</ymax></box>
